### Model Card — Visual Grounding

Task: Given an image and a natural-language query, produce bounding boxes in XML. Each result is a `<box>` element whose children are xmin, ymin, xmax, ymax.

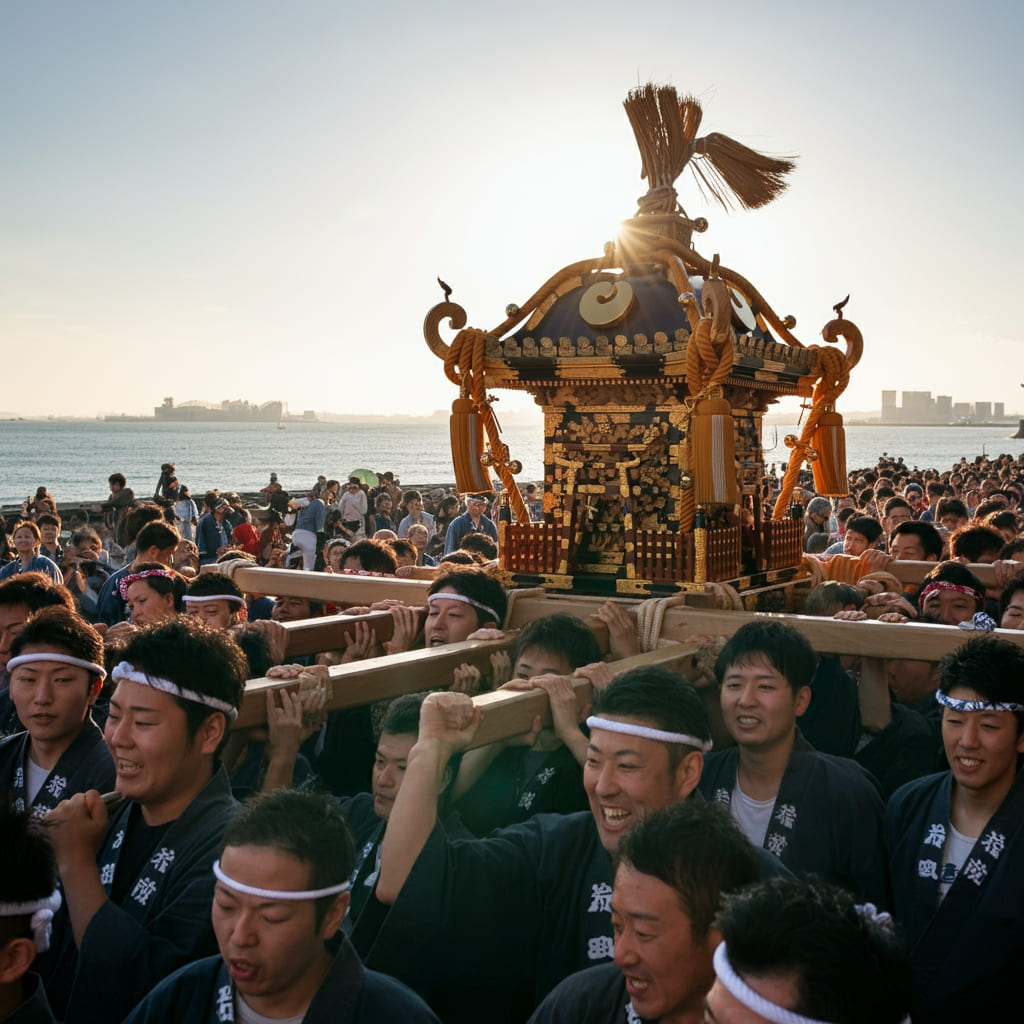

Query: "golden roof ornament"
<box><xmin>424</xmin><ymin>83</ymin><xmax>862</xmax><ymax>598</ymax></box>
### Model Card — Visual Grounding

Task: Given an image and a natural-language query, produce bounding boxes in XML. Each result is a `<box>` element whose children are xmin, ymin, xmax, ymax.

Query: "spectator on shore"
<box><xmin>397</xmin><ymin>490</ymin><xmax>435</xmax><ymax>538</ymax></box>
<box><xmin>172</xmin><ymin>485</ymin><xmax>198</xmax><ymax>542</ymax></box>
<box><xmin>0</xmin><ymin>522</ymin><xmax>63</xmax><ymax>586</ymax></box>
<box><xmin>102</xmin><ymin>473</ymin><xmax>136</xmax><ymax>546</ymax></box>
<box><xmin>197</xmin><ymin>498</ymin><xmax>235</xmax><ymax>568</ymax></box>
<box><xmin>443</xmin><ymin>494</ymin><xmax>498</xmax><ymax>557</ymax></box>
<box><xmin>36</xmin><ymin>514</ymin><xmax>63</xmax><ymax>564</ymax></box>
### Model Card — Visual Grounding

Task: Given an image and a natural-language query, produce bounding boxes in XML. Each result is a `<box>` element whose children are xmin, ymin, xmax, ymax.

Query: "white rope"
<box><xmin>183</xmin><ymin>594</ymin><xmax>246</xmax><ymax>606</ymax></box>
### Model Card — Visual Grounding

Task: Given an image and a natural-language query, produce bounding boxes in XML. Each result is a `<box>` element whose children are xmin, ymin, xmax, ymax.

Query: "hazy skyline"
<box><xmin>3</xmin><ymin>1</ymin><xmax>1021</xmax><ymax>422</ymax></box>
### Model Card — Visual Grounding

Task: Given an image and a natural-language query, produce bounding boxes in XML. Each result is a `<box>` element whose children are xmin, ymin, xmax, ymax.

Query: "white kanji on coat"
<box><xmin>980</xmin><ymin>831</ymin><xmax>1005</xmax><ymax>860</ymax></box>
<box><xmin>151</xmin><ymin>847</ymin><xmax>175</xmax><ymax>874</ymax></box>
<box><xmin>587</xmin><ymin>936</ymin><xmax>614</xmax><ymax>960</ymax></box>
<box><xmin>216</xmin><ymin>984</ymin><xmax>234</xmax><ymax>1021</ymax></box>
<box><xmin>924</xmin><ymin>824</ymin><xmax>946</xmax><ymax>848</ymax></box>
<box><xmin>588</xmin><ymin>882</ymin><xmax>613</xmax><ymax>913</ymax></box>
<box><xmin>131</xmin><ymin>878</ymin><xmax>158</xmax><ymax>906</ymax></box>
<box><xmin>963</xmin><ymin>858</ymin><xmax>988</xmax><ymax>886</ymax></box>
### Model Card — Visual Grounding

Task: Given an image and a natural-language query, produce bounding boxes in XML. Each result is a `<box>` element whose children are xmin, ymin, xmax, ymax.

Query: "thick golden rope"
<box><xmin>771</xmin><ymin>344</ymin><xmax>849</xmax><ymax>520</ymax></box>
<box><xmin>444</xmin><ymin>327</ymin><xmax>530</xmax><ymax>524</ymax></box>
<box><xmin>657</xmin><ymin>251</ymin><xmax>735</xmax><ymax>533</ymax></box>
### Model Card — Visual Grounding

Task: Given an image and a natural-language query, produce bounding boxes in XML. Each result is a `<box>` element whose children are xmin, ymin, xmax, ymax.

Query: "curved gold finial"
<box><xmin>423</xmin><ymin>300</ymin><xmax>467</xmax><ymax>361</ymax></box>
<box><xmin>821</xmin><ymin>306</ymin><xmax>863</xmax><ymax>370</ymax></box>
<box><xmin>579</xmin><ymin>279</ymin><xmax>636</xmax><ymax>328</ymax></box>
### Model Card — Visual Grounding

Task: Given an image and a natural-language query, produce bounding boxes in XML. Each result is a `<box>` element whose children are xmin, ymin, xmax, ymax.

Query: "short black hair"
<box><xmin>935</xmin><ymin>498</ymin><xmax>968</xmax><ymax>521</ymax></box>
<box><xmin>187</xmin><ymin>572</ymin><xmax>244</xmax><ymax>602</ymax></box>
<box><xmin>715</xmin><ymin>878</ymin><xmax>911</xmax><ymax>1024</ymax></box>
<box><xmin>803</xmin><ymin>582</ymin><xmax>864</xmax><ymax>617</ymax></box>
<box><xmin>220</xmin><ymin>789</ymin><xmax>355</xmax><ymax>926</ymax></box>
<box><xmin>342</xmin><ymin>539</ymin><xmax>398</xmax><ymax>575</ymax></box>
<box><xmin>134</xmin><ymin>519</ymin><xmax>180</xmax><ymax>552</ymax></box>
<box><xmin>460</xmin><ymin>533</ymin><xmax>498</xmax><ymax>560</ymax></box>
<box><xmin>0</xmin><ymin>803</ymin><xmax>59</xmax><ymax>948</ymax></box>
<box><xmin>715</xmin><ymin>621</ymin><xmax>816</xmax><ymax>693</ymax></box>
<box><xmin>428</xmin><ymin>568</ymin><xmax>508</xmax><ymax>628</ymax></box>
<box><xmin>890</xmin><ymin>521</ymin><xmax>943</xmax><ymax>559</ymax></box>
<box><xmin>116</xmin><ymin>618</ymin><xmax>247</xmax><ymax>752</ymax></box>
<box><xmin>938</xmin><ymin>635</ymin><xmax>1024</xmax><ymax>734</ymax></box>
<box><xmin>594</xmin><ymin>665</ymin><xmax>709</xmax><ymax>771</ymax></box>
<box><xmin>381</xmin><ymin>693</ymin><xmax>425</xmax><ymax>737</ymax></box>
<box><xmin>614</xmin><ymin>800</ymin><xmax>758</xmax><ymax>939</ymax></box>
<box><xmin>949</xmin><ymin>524</ymin><xmax>1003</xmax><ymax>562</ymax></box>
<box><xmin>35</xmin><ymin>513</ymin><xmax>61</xmax><ymax>529</ymax></box>
<box><xmin>10</xmin><ymin>606</ymin><xmax>104</xmax><ymax>675</ymax></box>
<box><xmin>512</xmin><ymin>614</ymin><xmax>602</xmax><ymax>671</ymax></box>
<box><xmin>0</xmin><ymin>572</ymin><xmax>75</xmax><ymax>613</ymax></box>
<box><xmin>920</xmin><ymin>561</ymin><xmax>985</xmax><ymax>606</ymax></box>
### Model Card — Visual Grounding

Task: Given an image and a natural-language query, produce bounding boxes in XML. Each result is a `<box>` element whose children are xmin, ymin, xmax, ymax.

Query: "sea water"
<box><xmin>1</xmin><ymin>419</ymin><xmax>1021</xmax><ymax>506</ymax></box>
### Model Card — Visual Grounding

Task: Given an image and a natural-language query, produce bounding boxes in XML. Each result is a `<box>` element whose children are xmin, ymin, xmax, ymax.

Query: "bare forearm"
<box><xmin>858</xmin><ymin>657</ymin><xmax>893</xmax><ymax>734</ymax></box>
<box><xmin>377</xmin><ymin>739</ymin><xmax>450</xmax><ymax>904</ymax></box>
<box><xmin>452</xmin><ymin>743</ymin><xmax>503</xmax><ymax>799</ymax></box>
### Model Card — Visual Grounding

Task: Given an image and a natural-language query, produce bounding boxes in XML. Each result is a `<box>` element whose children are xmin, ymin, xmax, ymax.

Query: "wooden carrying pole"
<box><xmin>278</xmin><ymin>610</ymin><xmax>423</xmax><ymax>658</ymax></box>
<box><xmin>213</xmin><ymin>564</ymin><xmax>433</xmax><ymax>604</ymax></box>
<box><xmin>466</xmin><ymin>644</ymin><xmax>699</xmax><ymax>749</ymax></box>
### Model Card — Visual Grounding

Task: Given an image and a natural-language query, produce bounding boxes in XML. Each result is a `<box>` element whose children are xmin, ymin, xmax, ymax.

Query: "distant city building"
<box><xmin>880</xmin><ymin>392</ymin><xmax>1011</xmax><ymax>424</ymax></box>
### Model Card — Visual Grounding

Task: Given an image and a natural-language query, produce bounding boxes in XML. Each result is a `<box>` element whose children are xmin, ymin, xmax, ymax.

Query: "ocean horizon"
<box><xmin>2</xmin><ymin>419</ymin><xmax>1022</xmax><ymax>507</ymax></box>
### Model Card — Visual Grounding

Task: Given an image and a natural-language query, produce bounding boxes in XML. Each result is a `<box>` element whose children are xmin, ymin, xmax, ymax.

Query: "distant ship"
<box><xmin>105</xmin><ymin>398</ymin><xmax>318</xmax><ymax>423</ymax></box>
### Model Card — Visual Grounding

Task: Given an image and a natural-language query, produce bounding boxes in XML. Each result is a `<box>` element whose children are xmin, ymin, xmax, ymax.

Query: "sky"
<box><xmin>2</xmin><ymin>1</ymin><xmax>1022</xmax><ymax>421</ymax></box>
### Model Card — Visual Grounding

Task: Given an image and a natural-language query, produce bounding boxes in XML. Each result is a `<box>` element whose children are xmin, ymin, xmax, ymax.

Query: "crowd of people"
<box><xmin>0</xmin><ymin>450</ymin><xmax>1022</xmax><ymax>1022</ymax></box>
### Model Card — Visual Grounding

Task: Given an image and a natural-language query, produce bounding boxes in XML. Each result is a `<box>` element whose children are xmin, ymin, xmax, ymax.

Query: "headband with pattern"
<box><xmin>936</xmin><ymin>691</ymin><xmax>1024</xmax><ymax>714</ymax></box>
<box><xmin>119</xmin><ymin>568</ymin><xmax>178</xmax><ymax>600</ymax></box>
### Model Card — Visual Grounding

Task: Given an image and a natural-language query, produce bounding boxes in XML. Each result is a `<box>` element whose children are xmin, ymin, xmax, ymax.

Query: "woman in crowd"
<box><xmin>0</xmin><ymin>521</ymin><xmax>63</xmax><ymax>583</ymax></box>
<box><xmin>120</xmin><ymin>563</ymin><xmax>187</xmax><ymax>624</ymax></box>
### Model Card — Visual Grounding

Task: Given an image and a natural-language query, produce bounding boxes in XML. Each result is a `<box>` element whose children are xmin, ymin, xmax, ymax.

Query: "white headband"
<box><xmin>936</xmin><ymin>691</ymin><xmax>1024</xmax><ymax>714</ymax></box>
<box><xmin>428</xmin><ymin>591</ymin><xmax>501</xmax><ymax>624</ymax></box>
<box><xmin>182</xmin><ymin>594</ymin><xmax>246</xmax><ymax>606</ymax></box>
<box><xmin>0</xmin><ymin>890</ymin><xmax>62</xmax><ymax>953</ymax></box>
<box><xmin>111</xmin><ymin>662</ymin><xmax>238</xmax><ymax>722</ymax></box>
<box><xmin>213</xmin><ymin>860</ymin><xmax>350</xmax><ymax>900</ymax></box>
<box><xmin>713</xmin><ymin>942</ymin><xmax>830</xmax><ymax>1024</ymax></box>
<box><xmin>586</xmin><ymin>715</ymin><xmax>713</xmax><ymax>753</ymax></box>
<box><xmin>7</xmin><ymin>652</ymin><xmax>107</xmax><ymax>680</ymax></box>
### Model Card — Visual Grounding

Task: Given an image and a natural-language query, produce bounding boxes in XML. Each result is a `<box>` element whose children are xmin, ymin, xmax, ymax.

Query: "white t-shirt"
<box><xmin>730</xmin><ymin>784</ymin><xmax>776</xmax><ymax>848</ymax></box>
<box><xmin>235</xmin><ymin>996</ymin><xmax>304</xmax><ymax>1024</ymax></box>
<box><xmin>25</xmin><ymin>755</ymin><xmax>50</xmax><ymax>806</ymax></box>
<box><xmin>938</xmin><ymin>824</ymin><xmax>977</xmax><ymax>902</ymax></box>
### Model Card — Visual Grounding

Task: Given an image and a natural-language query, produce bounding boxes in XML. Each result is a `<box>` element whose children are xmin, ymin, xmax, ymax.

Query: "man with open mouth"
<box><xmin>39</xmin><ymin>617</ymin><xmax>246</xmax><ymax>1024</ymax></box>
